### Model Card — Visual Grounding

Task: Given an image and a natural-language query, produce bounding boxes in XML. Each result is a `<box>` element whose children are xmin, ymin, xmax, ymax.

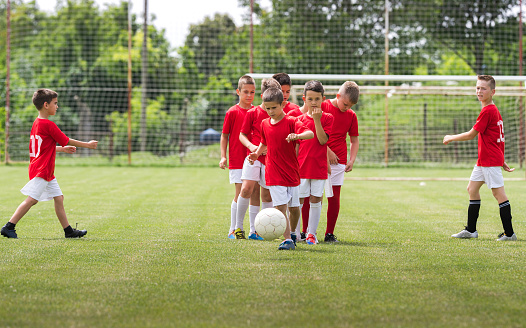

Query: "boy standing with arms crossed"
<box><xmin>236</xmin><ymin>78</ymin><xmax>281</xmax><ymax>240</ymax></box>
<box><xmin>1</xmin><ymin>89</ymin><xmax>98</xmax><ymax>239</ymax></box>
<box><xmin>220</xmin><ymin>75</ymin><xmax>256</xmax><ymax>239</ymax></box>
<box><xmin>321</xmin><ymin>81</ymin><xmax>360</xmax><ymax>242</ymax></box>
<box><xmin>249</xmin><ymin>87</ymin><xmax>314</xmax><ymax>250</ymax></box>
<box><xmin>444</xmin><ymin>75</ymin><xmax>517</xmax><ymax>241</ymax></box>
<box><xmin>296</xmin><ymin>81</ymin><xmax>334</xmax><ymax>245</ymax></box>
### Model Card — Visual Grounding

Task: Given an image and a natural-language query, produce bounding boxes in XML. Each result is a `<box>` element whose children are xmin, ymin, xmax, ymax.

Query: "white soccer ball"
<box><xmin>254</xmin><ymin>208</ymin><xmax>287</xmax><ymax>240</ymax></box>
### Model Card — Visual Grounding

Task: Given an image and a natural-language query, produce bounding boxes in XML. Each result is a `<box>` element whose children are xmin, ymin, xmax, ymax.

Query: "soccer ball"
<box><xmin>254</xmin><ymin>208</ymin><xmax>287</xmax><ymax>240</ymax></box>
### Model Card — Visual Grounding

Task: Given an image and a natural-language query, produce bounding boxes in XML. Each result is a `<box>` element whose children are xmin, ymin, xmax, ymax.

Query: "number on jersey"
<box><xmin>30</xmin><ymin>135</ymin><xmax>43</xmax><ymax>158</ymax></box>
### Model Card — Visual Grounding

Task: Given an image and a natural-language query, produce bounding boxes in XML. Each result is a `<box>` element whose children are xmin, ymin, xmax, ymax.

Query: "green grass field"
<box><xmin>1</xmin><ymin>166</ymin><xmax>525</xmax><ymax>327</ymax></box>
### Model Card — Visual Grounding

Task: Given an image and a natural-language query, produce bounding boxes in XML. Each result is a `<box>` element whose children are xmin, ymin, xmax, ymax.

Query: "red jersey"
<box><xmin>297</xmin><ymin>113</ymin><xmax>334</xmax><ymax>179</ymax></box>
<box><xmin>261</xmin><ymin>115</ymin><xmax>310</xmax><ymax>187</ymax></box>
<box><xmin>283</xmin><ymin>102</ymin><xmax>300</xmax><ymax>114</ymax></box>
<box><xmin>28</xmin><ymin>118</ymin><xmax>70</xmax><ymax>181</ymax></box>
<box><xmin>322</xmin><ymin>99</ymin><xmax>359</xmax><ymax>165</ymax></box>
<box><xmin>287</xmin><ymin>107</ymin><xmax>306</xmax><ymax>118</ymax></box>
<box><xmin>222</xmin><ymin>104</ymin><xmax>252</xmax><ymax>169</ymax></box>
<box><xmin>473</xmin><ymin>104</ymin><xmax>505</xmax><ymax>166</ymax></box>
<box><xmin>241</xmin><ymin>105</ymin><xmax>269</xmax><ymax>165</ymax></box>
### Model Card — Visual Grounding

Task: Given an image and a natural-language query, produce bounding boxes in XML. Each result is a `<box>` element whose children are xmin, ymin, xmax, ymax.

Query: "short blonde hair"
<box><xmin>261</xmin><ymin>78</ymin><xmax>281</xmax><ymax>93</ymax></box>
<box><xmin>339</xmin><ymin>81</ymin><xmax>360</xmax><ymax>104</ymax></box>
<box><xmin>238</xmin><ymin>75</ymin><xmax>255</xmax><ymax>90</ymax></box>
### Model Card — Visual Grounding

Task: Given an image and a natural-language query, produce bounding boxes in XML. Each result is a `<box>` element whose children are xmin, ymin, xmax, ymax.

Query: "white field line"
<box><xmin>345</xmin><ymin>177</ymin><xmax>525</xmax><ymax>181</ymax></box>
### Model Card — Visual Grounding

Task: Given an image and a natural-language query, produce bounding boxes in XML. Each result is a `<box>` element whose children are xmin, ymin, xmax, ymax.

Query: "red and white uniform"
<box><xmin>296</xmin><ymin>113</ymin><xmax>334</xmax><ymax>179</ymax></box>
<box><xmin>283</xmin><ymin>102</ymin><xmax>300</xmax><ymax>115</ymax></box>
<box><xmin>222</xmin><ymin>104</ymin><xmax>252</xmax><ymax>169</ymax></box>
<box><xmin>260</xmin><ymin>116</ymin><xmax>310</xmax><ymax>187</ymax></box>
<box><xmin>473</xmin><ymin>103</ymin><xmax>505</xmax><ymax>167</ymax></box>
<box><xmin>322</xmin><ymin>99</ymin><xmax>359</xmax><ymax>165</ymax></box>
<box><xmin>241</xmin><ymin>105</ymin><xmax>269</xmax><ymax>165</ymax></box>
<box><xmin>286</xmin><ymin>107</ymin><xmax>305</xmax><ymax>118</ymax></box>
<box><xmin>28</xmin><ymin>118</ymin><xmax>70</xmax><ymax>181</ymax></box>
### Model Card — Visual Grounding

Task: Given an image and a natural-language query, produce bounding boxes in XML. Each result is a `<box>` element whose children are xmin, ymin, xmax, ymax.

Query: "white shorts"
<box><xmin>240</xmin><ymin>157</ymin><xmax>268</xmax><ymax>189</ymax></box>
<box><xmin>470</xmin><ymin>166</ymin><xmax>504</xmax><ymax>189</ymax></box>
<box><xmin>299</xmin><ymin>179</ymin><xmax>326</xmax><ymax>198</ymax></box>
<box><xmin>229</xmin><ymin>169</ymin><xmax>243</xmax><ymax>184</ymax></box>
<box><xmin>269</xmin><ymin>185</ymin><xmax>300</xmax><ymax>208</ymax></box>
<box><xmin>21</xmin><ymin>177</ymin><xmax>63</xmax><ymax>202</ymax></box>
<box><xmin>329</xmin><ymin>163</ymin><xmax>346</xmax><ymax>186</ymax></box>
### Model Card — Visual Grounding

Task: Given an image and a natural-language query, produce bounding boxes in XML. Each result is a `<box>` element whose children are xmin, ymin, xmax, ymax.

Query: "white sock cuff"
<box><xmin>310</xmin><ymin>201</ymin><xmax>322</xmax><ymax>208</ymax></box>
<box><xmin>262</xmin><ymin>201</ymin><xmax>273</xmax><ymax>209</ymax></box>
<box><xmin>238</xmin><ymin>196</ymin><xmax>250</xmax><ymax>205</ymax></box>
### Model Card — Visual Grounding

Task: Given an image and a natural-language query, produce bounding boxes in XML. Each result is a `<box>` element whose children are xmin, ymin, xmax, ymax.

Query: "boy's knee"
<box><xmin>54</xmin><ymin>195</ymin><xmax>64</xmax><ymax>203</ymax></box>
<box><xmin>26</xmin><ymin>197</ymin><xmax>39</xmax><ymax>206</ymax></box>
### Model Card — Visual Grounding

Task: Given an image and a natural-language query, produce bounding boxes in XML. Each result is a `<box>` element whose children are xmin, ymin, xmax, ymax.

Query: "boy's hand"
<box><xmin>312</xmin><ymin>107</ymin><xmax>322</xmax><ymax>121</ymax></box>
<box><xmin>345</xmin><ymin>161</ymin><xmax>354</xmax><ymax>172</ymax></box>
<box><xmin>328</xmin><ymin>148</ymin><xmax>339</xmax><ymax>165</ymax></box>
<box><xmin>87</xmin><ymin>140</ymin><xmax>98</xmax><ymax>149</ymax></box>
<box><xmin>443</xmin><ymin>135</ymin><xmax>453</xmax><ymax>145</ymax></box>
<box><xmin>219</xmin><ymin>157</ymin><xmax>227</xmax><ymax>169</ymax></box>
<box><xmin>248</xmin><ymin>152</ymin><xmax>258</xmax><ymax>164</ymax></box>
<box><xmin>503</xmin><ymin>162</ymin><xmax>515</xmax><ymax>172</ymax></box>
<box><xmin>248</xmin><ymin>144</ymin><xmax>258</xmax><ymax>153</ymax></box>
<box><xmin>286</xmin><ymin>133</ymin><xmax>298</xmax><ymax>142</ymax></box>
<box><xmin>63</xmin><ymin>146</ymin><xmax>76</xmax><ymax>154</ymax></box>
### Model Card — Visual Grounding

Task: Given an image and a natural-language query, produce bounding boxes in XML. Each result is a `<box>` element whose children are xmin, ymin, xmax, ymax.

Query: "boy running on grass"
<box><xmin>219</xmin><ymin>75</ymin><xmax>256</xmax><ymax>239</ymax></box>
<box><xmin>1</xmin><ymin>89</ymin><xmax>98</xmax><ymax>239</ymax></box>
<box><xmin>444</xmin><ymin>75</ymin><xmax>517</xmax><ymax>241</ymax></box>
<box><xmin>236</xmin><ymin>78</ymin><xmax>282</xmax><ymax>240</ymax></box>
<box><xmin>248</xmin><ymin>87</ymin><xmax>313</xmax><ymax>250</ymax></box>
<box><xmin>296</xmin><ymin>81</ymin><xmax>334</xmax><ymax>245</ymax></box>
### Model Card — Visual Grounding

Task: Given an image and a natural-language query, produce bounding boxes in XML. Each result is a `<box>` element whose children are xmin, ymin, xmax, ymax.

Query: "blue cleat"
<box><xmin>248</xmin><ymin>232</ymin><xmax>264</xmax><ymax>240</ymax></box>
<box><xmin>227</xmin><ymin>231</ymin><xmax>236</xmax><ymax>239</ymax></box>
<box><xmin>278</xmin><ymin>240</ymin><xmax>295</xmax><ymax>250</ymax></box>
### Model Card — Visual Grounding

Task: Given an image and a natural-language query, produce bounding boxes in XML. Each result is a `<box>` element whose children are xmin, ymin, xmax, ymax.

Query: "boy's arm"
<box><xmin>327</xmin><ymin>147</ymin><xmax>339</xmax><ymax>164</ymax></box>
<box><xmin>503</xmin><ymin>162</ymin><xmax>515</xmax><ymax>172</ymax></box>
<box><xmin>239</xmin><ymin>133</ymin><xmax>257</xmax><ymax>153</ymax></box>
<box><xmin>443</xmin><ymin>128</ymin><xmax>478</xmax><ymax>145</ymax></box>
<box><xmin>219</xmin><ymin>133</ymin><xmax>229</xmax><ymax>169</ymax></box>
<box><xmin>312</xmin><ymin>107</ymin><xmax>328</xmax><ymax>145</ymax></box>
<box><xmin>248</xmin><ymin>143</ymin><xmax>267</xmax><ymax>163</ymax></box>
<box><xmin>286</xmin><ymin>130</ymin><xmax>314</xmax><ymax>142</ymax></box>
<box><xmin>345</xmin><ymin>136</ymin><xmax>359</xmax><ymax>172</ymax></box>
<box><xmin>57</xmin><ymin>146</ymin><xmax>77</xmax><ymax>154</ymax></box>
<box><xmin>67</xmin><ymin>138</ymin><xmax>98</xmax><ymax>149</ymax></box>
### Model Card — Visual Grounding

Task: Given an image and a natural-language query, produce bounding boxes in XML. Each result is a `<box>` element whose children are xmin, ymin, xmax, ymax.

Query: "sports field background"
<box><xmin>1</xmin><ymin>166</ymin><xmax>525</xmax><ymax>327</ymax></box>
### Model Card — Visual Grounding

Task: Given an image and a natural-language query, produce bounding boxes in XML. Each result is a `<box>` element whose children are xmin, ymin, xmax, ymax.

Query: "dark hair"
<box><xmin>261</xmin><ymin>78</ymin><xmax>281</xmax><ymax>93</ymax></box>
<box><xmin>32</xmin><ymin>89</ymin><xmax>58</xmax><ymax>110</ymax></box>
<box><xmin>262</xmin><ymin>87</ymin><xmax>283</xmax><ymax>104</ymax></box>
<box><xmin>304</xmin><ymin>80</ymin><xmax>324</xmax><ymax>96</ymax></box>
<box><xmin>478</xmin><ymin>75</ymin><xmax>496</xmax><ymax>90</ymax></box>
<box><xmin>272</xmin><ymin>73</ymin><xmax>291</xmax><ymax>87</ymax></box>
<box><xmin>339</xmin><ymin>81</ymin><xmax>360</xmax><ymax>104</ymax></box>
<box><xmin>238</xmin><ymin>75</ymin><xmax>255</xmax><ymax>90</ymax></box>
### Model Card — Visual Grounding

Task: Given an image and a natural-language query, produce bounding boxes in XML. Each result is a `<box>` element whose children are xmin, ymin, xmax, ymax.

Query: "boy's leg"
<box><xmin>9</xmin><ymin>196</ymin><xmax>39</xmax><ymax>225</ymax></box>
<box><xmin>301</xmin><ymin>197</ymin><xmax>310</xmax><ymax>234</ymax></box>
<box><xmin>326</xmin><ymin>185</ymin><xmax>341</xmax><ymax>236</ymax></box>
<box><xmin>55</xmin><ymin>195</ymin><xmax>87</xmax><ymax>238</ymax></box>
<box><xmin>236</xmin><ymin>180</ymin><xmax>256</xmax><ymax>232</ymax></box>
<box><xmin>261</xmin><ymin>187</ymin><xmax>273</xmax><ymax>209</ymax></box>
<box><xmin>306</xmin><ymin>196</ymin><xmax>323</xmax><ymax>244</ymax></box>
<box><xmin>492</xmin><ymin>187</ymin><xmax>514</xmax><ymax>237</ymax></box>
<box><xmin>275</xmin><ymin>204</ymin><xmax>291</xmax><ymax>240</ymax></box>
<box><xmin>466</xmin><ymin>180</ymin><xmax>484</xmax><ymax>233</ymax></box>
<box><xmin>248</xmin><ymin>184</ymin><xmax>261</xmax><ymax>234</ymax></box>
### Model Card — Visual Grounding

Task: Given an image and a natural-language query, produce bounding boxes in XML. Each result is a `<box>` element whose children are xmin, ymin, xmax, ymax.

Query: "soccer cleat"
<box><xmin>497</xmin><ymin>232</ymin><xmax>517</xmax><ymax>241</ymax></box>
<box><xmin>299</xmin><ymin>232</ymin><xmax>306</xmax><ymax>241</ymax></box>
<box><xmin>291</xmin><ymin>233</ymin><xmax>297</xmax><ymax>245</ymax></box>
<box><xmin>278</xmin><ymin>240</ymin><xmax>295</xmax><ymax>250</ymax></box>
<box><xmin>248</xmin><ymin>232</ymin><xmax>264</xmax><ymax>240</ymax></box>
<box><xmin>324</xmin><ymin>233</ymin><xmax>339</xmax><ymax>243</ymax></box>
<box><xmin>451</xmin><ymin>229</ymin><xmax>478</xmax><ymax>239</ymax></box>
<box><xmin>234</xmin><ymin>228</ymin><xmax>246</xmax><ymax>240</ymax></box>
<box><xmin>65</xmin><ymin>229</ymin><xmax>87</xmax><ymax>238</ymax></box>
<box><xmin>1</xmin><ymin>225</ymin><xmax>18</xmax><ymax>239</ymax></box>
<box><xmin>306</xmin><ymin>233</ymin><xmax>317</xmax><ymax>245</ymax></box>
<box><xmin>228</xmin><ymin>231</ymin><xmax>236</xmax><ymax>239</ymax></box>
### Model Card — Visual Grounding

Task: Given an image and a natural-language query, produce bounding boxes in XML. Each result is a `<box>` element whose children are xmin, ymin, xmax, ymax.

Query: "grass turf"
<box><xmin>1</xmin><ymin>166</ymin><xmax>525</xmax><ymax>327</ymax></box>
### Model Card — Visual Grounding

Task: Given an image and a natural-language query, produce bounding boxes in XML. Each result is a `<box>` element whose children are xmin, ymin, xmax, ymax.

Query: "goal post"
<box><xmin>249</xmin><ymin>74</ymin><xmax>526</xmax><ymax>169</ymax></box>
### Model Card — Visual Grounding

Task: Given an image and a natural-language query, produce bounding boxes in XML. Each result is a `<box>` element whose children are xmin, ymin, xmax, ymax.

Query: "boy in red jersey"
<box><xmin>236</xmin><ymin>78</ymin><xmax>281</xmax><ymax>240</ymax></box>
<box><xmin>249</xmin><ymin>87</ymin><xmax>314</xmax><ymax>250</ymax></box>
<box><xmin>296</xmin><ymin>81</ymin><xmax>334</xmax><ymax>245</ymax></box>
<box><xmin>321</xmin><ymin>81</ymin><xmax>360</xmax><ymax>242</ymax></box>
<box><xmin>1</xmin><ymin>89</ymin><xmax>98</xmax><ymax>239</ymax></box>
<box><xmin>220</xmin><ymin>75</ymin><xmax>256</xmax><ymax>239</ymax></box>
<box><xmin>273</xmin><ymin>73</ymin><xmax>300</xmax><ymax>115</ymax></box>
<box><xmin>444</xmin><ymin>75</ymin><xmax>517</xmax><ymax>241</ymax></box>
